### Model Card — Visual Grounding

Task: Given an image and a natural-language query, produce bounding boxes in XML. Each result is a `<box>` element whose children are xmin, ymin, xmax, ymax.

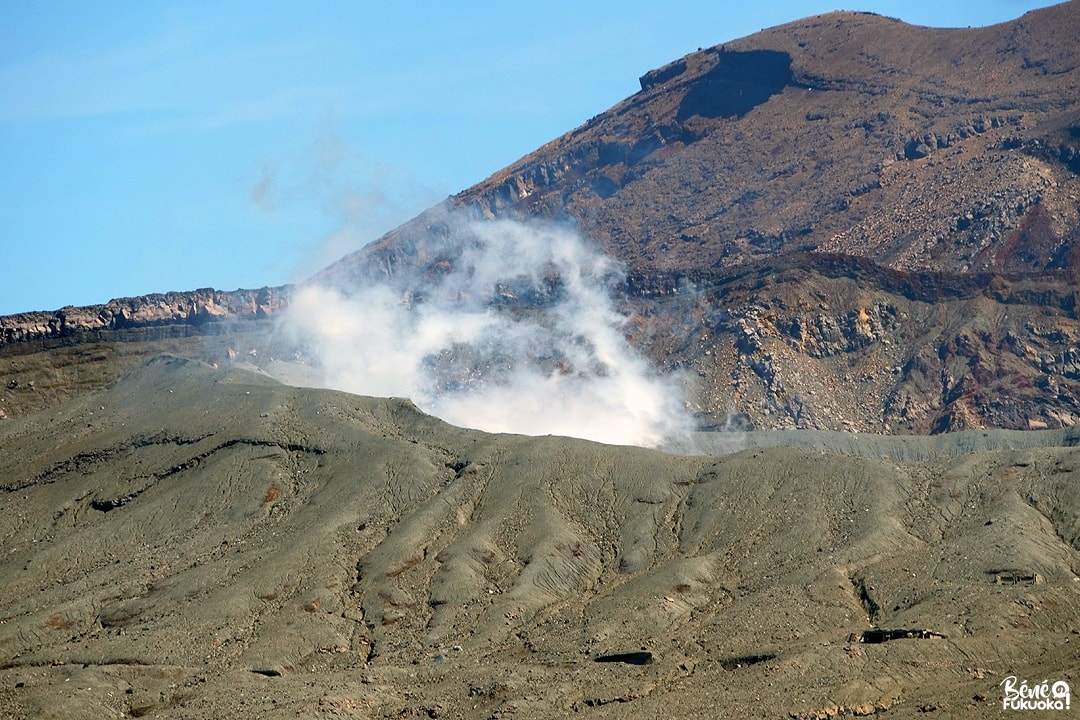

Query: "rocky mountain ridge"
<box><xmin>304</xmin><ymin>2</ymin><xmax>1080</xmax><ymax>435</ymax></box>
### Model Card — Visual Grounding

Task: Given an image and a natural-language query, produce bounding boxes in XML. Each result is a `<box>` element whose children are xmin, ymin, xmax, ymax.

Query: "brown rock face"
<box><xmin>0</xmin><ymin>287</ymin><xmax>289</xmax><ymax>419</ymax></box>
<box><xmin>0</xmin><ymin>287</ymin><xmax>288</xmax><ymax>346</ymax></box>
<box><xmin>620</xmin><ymin>257</ymin><xmax>1080</xmax><ymax>434</ymax></box>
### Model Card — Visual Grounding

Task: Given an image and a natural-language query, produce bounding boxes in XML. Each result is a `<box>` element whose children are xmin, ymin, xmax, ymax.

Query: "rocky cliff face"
<box><xmin>620</xmin><ymin>256</ymin><xmax>1080</xmax><ymax>433</ymax></box>
<box><xmin>0</xmin><ymin>287</ymin><xmax>288</xmax><ymax>346</ymax></box>
<box><xmin>0</xmin><ymin>287</ymin><xmax>290</xmax><ymax>420</ymax></box>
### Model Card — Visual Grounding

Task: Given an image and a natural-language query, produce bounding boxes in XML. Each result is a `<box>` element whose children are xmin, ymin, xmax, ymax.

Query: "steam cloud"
<box><xmin>281</xmin><ymin>216</ymin><xmax>693</xmax><ymax>448</ymax></box>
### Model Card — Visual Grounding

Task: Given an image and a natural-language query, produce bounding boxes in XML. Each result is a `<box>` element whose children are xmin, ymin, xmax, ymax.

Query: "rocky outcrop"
<box><xmin>306</xmin><ymin>4</ymin><xmax>1080</xmax><ymax>435</ymax></box>
<box><xmin>620</xmin><ymin>254</ymin><xmax>1080</xmax><ymax>434</ymax></box>
<box><xmin>0</xmin><ymin>286</ymin><xmax>289</xmax><ymax>347</ymax></box>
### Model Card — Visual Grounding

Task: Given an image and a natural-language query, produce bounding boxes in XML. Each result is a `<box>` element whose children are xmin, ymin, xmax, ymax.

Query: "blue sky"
<box><xmin>0</xmin><ymin>1</ymin><xmax>1056</xmax><ymax>314</ymax></box>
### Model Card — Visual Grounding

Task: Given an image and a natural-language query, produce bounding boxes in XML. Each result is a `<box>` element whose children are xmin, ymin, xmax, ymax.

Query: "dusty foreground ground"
<box><xmin>0</xmin><ymin>356</ymin><xmax>1077</xmax><ymax>719</ymax></box>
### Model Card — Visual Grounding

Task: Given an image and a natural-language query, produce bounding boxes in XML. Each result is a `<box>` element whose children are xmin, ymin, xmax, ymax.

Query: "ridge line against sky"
<box><xmin>0</xmin><ymin>1</ymin><xmax>1058</xmax><ymax>315</ymax></box>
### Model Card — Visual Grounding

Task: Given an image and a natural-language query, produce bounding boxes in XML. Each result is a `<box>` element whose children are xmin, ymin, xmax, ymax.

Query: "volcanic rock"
<box><xmin>1</xmin><ymin>356</ymin><xmax>1079</xmax><ymax>718</ymax></box>
<box><xmin>330</xmin><ymin>4</ymin><xmax>1080</xmax><ymax>281</ymax></box>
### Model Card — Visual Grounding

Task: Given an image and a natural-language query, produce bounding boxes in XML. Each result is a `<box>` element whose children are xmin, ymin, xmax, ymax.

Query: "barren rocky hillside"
<box><xmin>331</xmin><ymin>4</ymin><xmax>1080</xmax><ymax>278</ymax></box>
<box><xmin>1</xmin><ymin>357</ymin><xmax>1078</xmax><ymax>718</ymax></box>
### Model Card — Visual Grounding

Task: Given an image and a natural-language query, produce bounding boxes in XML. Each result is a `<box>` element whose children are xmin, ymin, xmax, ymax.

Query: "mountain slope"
<box><xmin>1</xmin><ymin>357</ymin><xmax>1078</xmax><ymax>718</ymax></box>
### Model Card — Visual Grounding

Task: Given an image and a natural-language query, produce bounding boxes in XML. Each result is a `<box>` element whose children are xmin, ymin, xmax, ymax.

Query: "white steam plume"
<box><xmin>281</xmin><ymin>216</ymin><xmax>692</xmax><ymax>448</ymax></box>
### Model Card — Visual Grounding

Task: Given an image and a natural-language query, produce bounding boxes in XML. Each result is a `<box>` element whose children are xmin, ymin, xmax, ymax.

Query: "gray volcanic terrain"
<box><xmin>2</xmin><ymin>4</ymin><xmax>1080</xmax><ymax>719</ymax></box>
<box><xmin>1</xmin><ymin>357</ymin><xmax>1078</xmax><ymax>718</ymax></box>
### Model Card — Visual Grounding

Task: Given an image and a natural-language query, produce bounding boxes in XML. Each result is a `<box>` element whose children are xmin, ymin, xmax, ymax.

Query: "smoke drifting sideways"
<box><xmin>279</xmin><ymin>216</ymin><xmax>695</xmax><ymax>449</ymax></box>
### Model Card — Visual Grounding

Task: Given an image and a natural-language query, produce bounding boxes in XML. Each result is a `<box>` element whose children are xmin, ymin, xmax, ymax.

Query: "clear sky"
<box><xmin>0</xmin><ymin>0</ymin><xmax>1057</xmax><ymax>314</ymax></box>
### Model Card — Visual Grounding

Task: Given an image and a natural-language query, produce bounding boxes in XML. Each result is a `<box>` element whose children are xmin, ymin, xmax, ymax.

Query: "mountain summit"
<box><xmin>331</xmin><ymin>3</ymin><xmax>1080</xmax><ymax>280</ymax></box>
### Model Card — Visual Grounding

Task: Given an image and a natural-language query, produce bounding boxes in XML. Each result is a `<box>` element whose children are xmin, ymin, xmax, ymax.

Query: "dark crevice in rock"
<box><xmin>855</xmin><ymin>628</ymin><xmax>945</xmax><ymax>644</ymax></box>
<box><xmin>593</xmin><ymin>650</ymin><xmax>654</xmax><ymax>665</ymax></box>
<box><xmin>852</xmin><ymin>577</ymin><xmax>881</xmax><ymax>624</ymax></box>
<box><xmin>582</xmin><ymin>695</ymin><xmax>637</xmax><ymax>707</ymax></box>
<box><xmin>91</xmin><ymin>493</ymin><xmax>143</xmax><ymax>513</ymax></box>
<box><xmin>719</xmin><ymin>652</ymin><xmax>776</xmax><ymax>671</ymax></box>
<box><xmin>2</xmin><ymin>433</ymin><xmax>214</xmax><ymax>492</ymax></box>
